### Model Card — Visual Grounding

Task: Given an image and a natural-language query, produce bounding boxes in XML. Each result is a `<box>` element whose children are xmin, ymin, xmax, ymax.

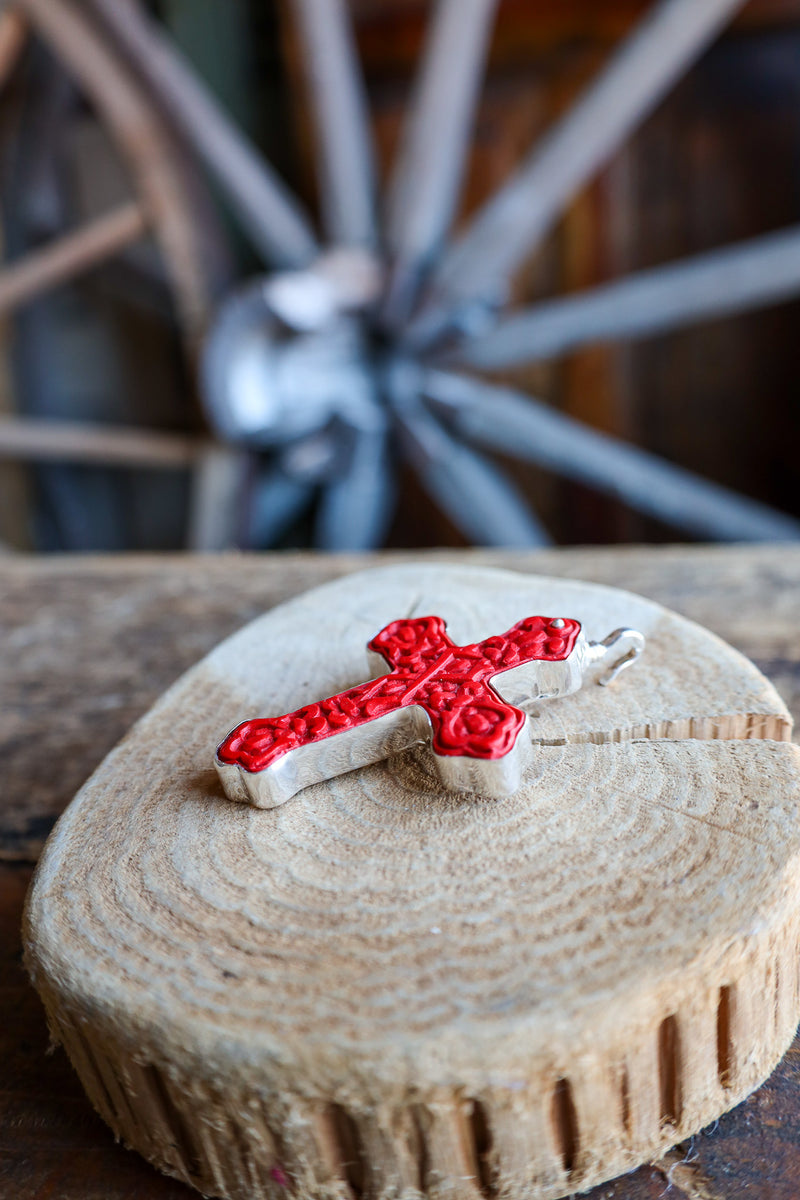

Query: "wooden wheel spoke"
<box><xmin>423</xmin><ymin>370</ymin><xmax>800</xmax><ymax>543</ymax></box>
<box><xmin>0</xmin><ymin>415</ymin><xmax>199</xmax><ymax>468</ymax></box>
<box><xmin>18</xmin><ymin>0</ymin><xmax>217</xmax><ymax>343</ymax></box>
<box><xmin>454</xmin><ymin>225</ymin><xmax>800</xmax><ymax>368</ymax></box>
<box><xmin>315</xmin><ymin>420</ymin><xmax>396</xmax><ymax>552</ymax></box>
<box><xmin>5</xmin><ymin>0</ymin><xmax>798</xmax><ymax>553</ymax></box>
<box><xmin>393</xmin><ymin>383</ymin><xmax>551</xmax><ymax>548</ymax></box>
<box><xmin>0</xmin><ymin>201</ymin><xmax>147</xmax><ymax>316</ymax></box>
<box><xmin>86</xmin><ymin>0</ymin><xmax>318</xmax><ymax>269</ymax></box>
<box><xmin>186</xmin><ymin>444</ymin><xmax>251</xmax><ymax>551</ymax></box>
<box><xmin>0</xmin><ymin>9</ymin><xmax>27</xmax><ymax>90</ymax></box>
<box><xmin>247</xmin><ymin>468</ymin><xmax>316</xmax><ymax>549</ymax></box>
<box><xmin>290</xmin><ymin>0</ymin><xmax>376</xmax><ymax>250</ymax></box>
<box><xmin>382</xmin><ymin>0</ymin><xmax>498</xmax><ymax>328</ymax></box>
<box><xmin>408</xmin><ymin>0</ymin><xmax>749</xmax><ymax>348</ymax></box>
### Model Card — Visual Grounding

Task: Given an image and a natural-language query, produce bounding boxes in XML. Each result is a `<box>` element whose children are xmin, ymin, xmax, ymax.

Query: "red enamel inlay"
<box><xmin>217</xmin><ymin>614</ymin><xmax>580</xmax><ymax>772</ymax></box>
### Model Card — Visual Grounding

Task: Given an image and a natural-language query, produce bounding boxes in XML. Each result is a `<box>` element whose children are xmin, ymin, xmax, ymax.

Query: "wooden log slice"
<box><xmin>24</xmin><ymin>564</ymin><xmax>800</xmax><ymax>1200</ymax></box>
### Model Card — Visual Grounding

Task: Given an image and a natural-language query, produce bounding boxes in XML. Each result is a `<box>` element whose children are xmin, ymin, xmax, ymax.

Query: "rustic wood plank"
<box><xmin>2</xmin><ymin>547</ymin><xmax>800</xmax><ymax>1198</ymax></box>
<box><xmin>22</xmin><ymin>564</ymin><xmax>800</xmax><ymax>1198</ymax></box>
<box><xmin>2</xmin><ymin>547</ymin><xmax>800</xmax><ymax>863</ymax></box>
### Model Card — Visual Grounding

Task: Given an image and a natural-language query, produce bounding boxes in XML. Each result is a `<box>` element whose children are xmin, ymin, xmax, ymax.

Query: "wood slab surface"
<box><xmin>3</xmin><ymin>545</ymin><xmax>800</xmax><ymax>1199</ymax></box>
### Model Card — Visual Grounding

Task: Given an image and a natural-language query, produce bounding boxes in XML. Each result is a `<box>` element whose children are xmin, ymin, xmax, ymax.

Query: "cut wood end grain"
<box><xmin>24</xmin><ymin>565</ymin><xmax>800</xmax><ymax>1200</ymax></box>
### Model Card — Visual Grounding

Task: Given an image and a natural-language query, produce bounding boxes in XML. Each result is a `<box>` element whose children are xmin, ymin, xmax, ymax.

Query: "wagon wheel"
<box><xmin>192</xmin><ymin>0</ymin><xmax>800</xmax><ymax>548</ymax></box>
<box><xmin>0</xmin><ymin>0</ymin><xmax>246</xmax><ymax>549</ymax></box>
<box><xmin>6</xmin><ymin>0</ymin><xmax>800</xmax><ymax>550</ymax></box>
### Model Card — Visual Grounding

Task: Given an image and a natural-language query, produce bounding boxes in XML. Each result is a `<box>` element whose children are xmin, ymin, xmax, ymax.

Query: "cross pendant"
<box><xmin>215</xmin><ymin>614</ymin><xmax>644</xmax><ymax>808</ymax></box>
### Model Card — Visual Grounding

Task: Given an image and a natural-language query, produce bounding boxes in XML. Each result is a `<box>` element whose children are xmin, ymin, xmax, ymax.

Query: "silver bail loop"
<box><xmin>586</xmin><ymin>627</ymin><xmax>646</xmax><ymax>687</ymax></box>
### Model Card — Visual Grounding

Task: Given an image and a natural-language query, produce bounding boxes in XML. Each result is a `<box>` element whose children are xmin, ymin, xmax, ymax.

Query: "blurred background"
<box><xmin>1</xmin><ymin>0</ymin><xmax>799</xmax><ymax>554</ymax></box>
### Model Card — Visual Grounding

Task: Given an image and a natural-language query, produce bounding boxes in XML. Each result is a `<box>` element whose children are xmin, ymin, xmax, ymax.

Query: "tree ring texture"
<box><xmin>24</xmin><ymin>564</ymin><xmax>800</xmax><ymax>1200</ymax></box>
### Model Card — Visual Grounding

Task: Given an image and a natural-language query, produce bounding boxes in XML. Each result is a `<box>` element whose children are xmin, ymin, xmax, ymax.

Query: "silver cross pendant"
<box><xmin>216</xmin><ymin>614</ymin><xmax>645</xmax><ymax>808</ymax></box>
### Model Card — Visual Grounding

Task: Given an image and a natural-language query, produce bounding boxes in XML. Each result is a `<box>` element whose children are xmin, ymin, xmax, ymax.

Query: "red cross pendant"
<box><xmin>216</xmin><ymin>614</ymin><xmax>644</xmax><ymax>808</ymax></box>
